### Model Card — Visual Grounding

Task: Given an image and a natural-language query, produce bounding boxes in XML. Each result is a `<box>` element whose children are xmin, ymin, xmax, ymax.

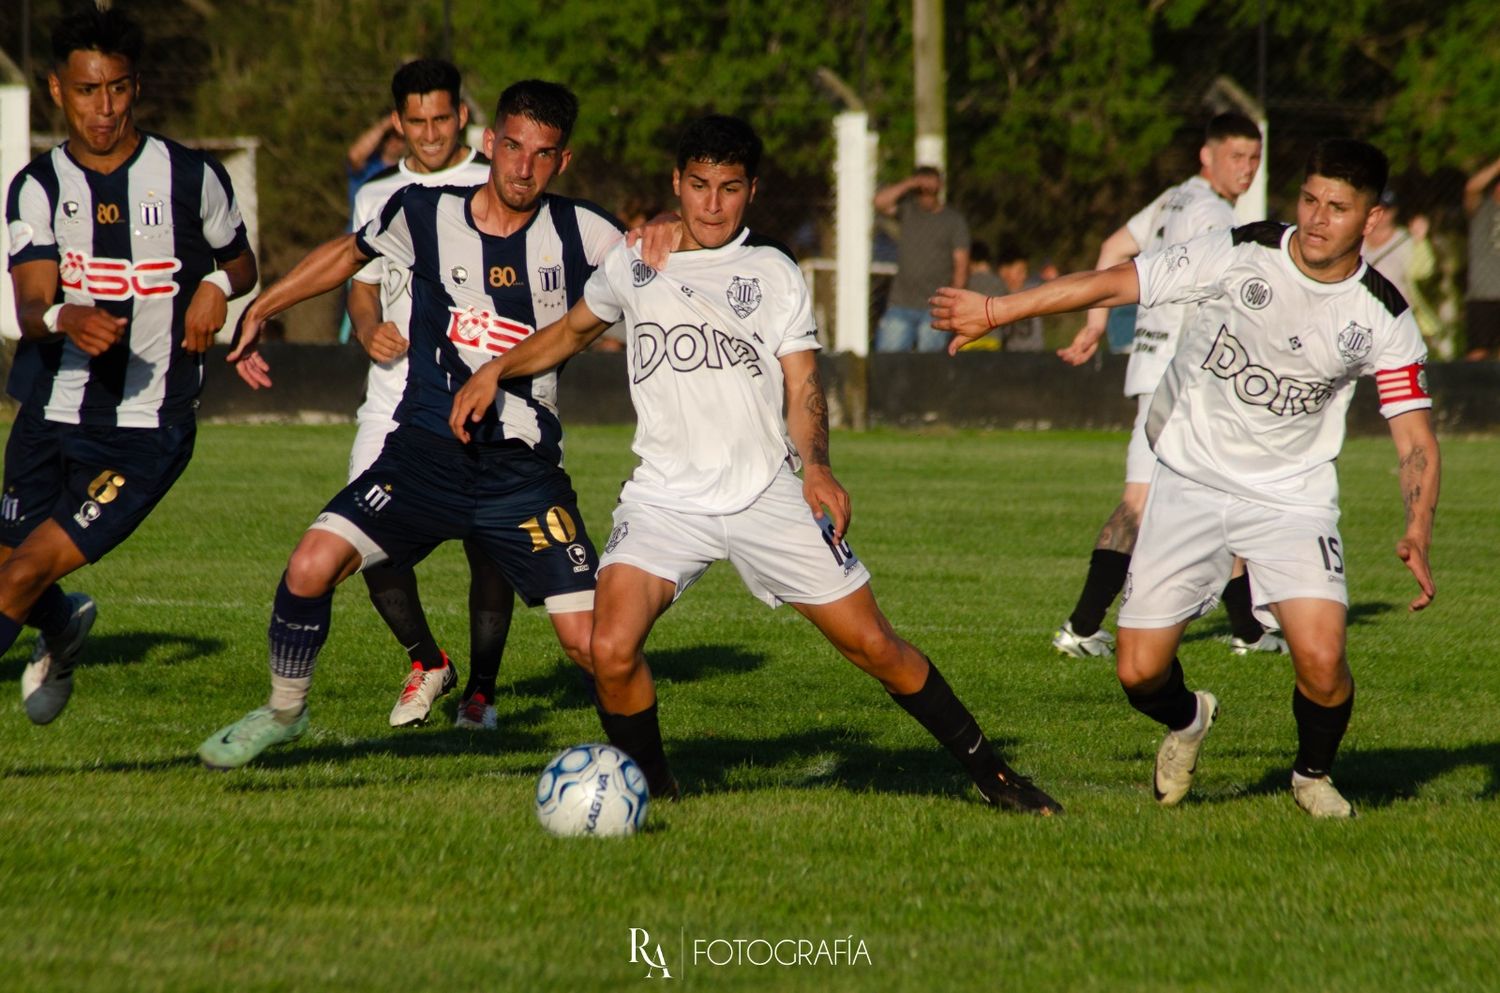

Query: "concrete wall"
<box><xmin>190</xmin><ymin>345</ymin><xmax>1500</xmax><ymax>438</ymax></box>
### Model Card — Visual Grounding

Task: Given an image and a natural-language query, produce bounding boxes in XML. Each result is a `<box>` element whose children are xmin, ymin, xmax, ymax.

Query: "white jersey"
<box><xmin>1122</xmin><ymin>175</ymin><xmax>1239</xmax><ymax>397</ymax></box>
<box><xmin>1139</xmin><ymin>221</ymin><xmax>1431</xmax><ymax>513</ymax></box>
<box><xmin>582</xmin><ymin>229</ymin><xmax>820</xmax><ymax>514</ymax></box>
<box><xmin>350</xmin><ymin>149</ymin><xmax>490</xmax><ymax>421</ymax></box>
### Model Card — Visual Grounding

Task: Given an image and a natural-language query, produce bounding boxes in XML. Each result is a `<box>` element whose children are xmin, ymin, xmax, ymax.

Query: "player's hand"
<box><xmin>1058</xmin><ymin>323</ymin><xmax>1106</xmax><ymax>366</ymax></box>
<box><xmin>449</xmin><ymin>361</ymin><xmax>502</xmax><ymax>443</ymax></box>
<box><xmin>59</xmin><ymin>304</ymin><xmax>127</xmax><ymax>356</ymax></box>
<box><xmin>182</xmin><ymin>278</ymin><xmax>230</xmax><ymax>353</ymax></box>
<box><xmin>1396</xmin><ymin>535</ymin><xmax>1436</xmax><ymax>611</ymax></box>
<box><xmin>356</xmin><ymin>320</ymin><xmax>409</xmax><ymax>364</ymax></box>
<box><xmin>227</xmin><ymin>301</ymin><xmax>273</xmax><ymax>389</ymax></box>
<box><xmin>802</xmin><ymin>464</ymin><xmax>851</xmax><ymax>542</ymax></box>
<box><xmin>626</xmin><ymin>212</ymin><xmax>683</xmax><ymax>270</ymax></box>
<box><xmin>929</xmin><ymin>287</ymin><xmax>997</xmax><ymax>355</ymax></box>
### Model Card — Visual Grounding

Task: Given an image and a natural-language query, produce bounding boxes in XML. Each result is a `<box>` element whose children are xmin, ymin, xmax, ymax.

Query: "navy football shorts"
<box><xmin>312</xmin><ymin>425</ymin><xmax>598</xmax><ymax>607</ymax></box>
<box><xmin>0</xmin><ymin>405</ymin><xmax>196</xmax><ymax>563</ymax></box>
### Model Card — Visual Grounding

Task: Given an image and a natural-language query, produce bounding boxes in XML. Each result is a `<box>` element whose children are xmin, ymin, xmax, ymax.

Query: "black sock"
<box><xmin>461</xmin><ymin>540</ymin><xmax>513</xmax><ymax>700</ymax></box>
<box><xmin>1222</xmin><ymin>573</ymin><xmax>1265</xmax><ymax>642</ymax></box>
<box><xmin>1069</xmin><ymin>550</ymin><xmax>1130</xmax><ymax>636</ymax></box>
<box><xmin>889</xmin><ymin>660</ymin><xmax>1006</xmax><ymax>786</ymax></box>
<box><xmin>1124</xmin><ymin>657</ymin><xmax>1199</xmax><ymax>731</ymax></box>
<box><xmin>598</xmin><ymin>703</ymin><xmax>674</xmax><ymax>797</ymax></box>
<box><xmin>0</xmin><ymin>613</ymin><xmax>22</xmax><ymax>656</ymax></box>
<box><xmin>362</xmin><ymin>565</ymin><xmax>443</xmax><ymax>668</ymax></box>
<box><xmin>1293</xmin><ymin>686</ymin><xmax>1354</xmax><ymax>778</ymax></box>
<box><xmin>25</xmin><ymin>584</ymin><xmax>73</xmax><ymax>635</ymax></box>
<box><xmin>269</xmin><ymin>573</ymin><xmax>333</xmax><ymax>680</ymax></box>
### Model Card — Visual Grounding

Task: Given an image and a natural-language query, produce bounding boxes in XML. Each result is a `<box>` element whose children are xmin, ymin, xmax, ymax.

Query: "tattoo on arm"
<box><xmin>1399</xmin><ymin>444</ymin><xmax>1430</xmax><ymax>524</ymax></box>
<box><xmin>802</xmin><ymin>367</ymin><xmax>830</xmax><ymax>467</ymax></box>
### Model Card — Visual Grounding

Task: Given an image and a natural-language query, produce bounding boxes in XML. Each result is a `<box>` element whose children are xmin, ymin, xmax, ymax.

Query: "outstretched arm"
<box><xmin>448</xmin><ymin>297</ymin><xmax>610</xmax><ymax>442</ymax></box>
<box><xmin>930</xmin><ymin>261</ymin><xmax>1141</xmax><ymax>355</ymax></box>
<box><xmin>1388</xmin><ymin>408</ymin><xmax>1440</xmax><ymax>611</ymax></box>
<box><xmin>781</xmin><ymin>349</ymin><xmax>851</xmax><ymax>542</ymax></box>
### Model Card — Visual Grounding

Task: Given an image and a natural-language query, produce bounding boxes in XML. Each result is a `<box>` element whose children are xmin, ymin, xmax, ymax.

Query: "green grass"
<box><xmin>1</xmin><ymin>424</ymin><xmax>1497</xmax><ymax>993</ymax></box>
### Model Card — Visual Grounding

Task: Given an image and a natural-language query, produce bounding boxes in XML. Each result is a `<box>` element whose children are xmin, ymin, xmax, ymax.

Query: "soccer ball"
<box><xmin>535</xmin><ymin>744</ymin><xmax>649</xmax><ymax>838</ymax></box>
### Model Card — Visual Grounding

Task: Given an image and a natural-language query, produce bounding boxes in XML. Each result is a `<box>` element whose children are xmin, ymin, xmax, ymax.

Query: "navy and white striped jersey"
<box><xmin>5</xmin><ymin>132</ymin><xmax>250</xmax><ymax>427</ymax></box>
<box><xmin>355</xmin><ymin>187</ymin><xmax>623</xmax><ymax>464</ymax></box>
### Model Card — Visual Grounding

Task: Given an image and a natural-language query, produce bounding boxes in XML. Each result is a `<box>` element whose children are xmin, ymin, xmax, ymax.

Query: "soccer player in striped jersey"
<box><xmin>199</xmin><ymin>81</ymin><xmax>623</xmax><ymax>769</ymax></box>
<box><xmin>345</xmin><ymin>59</ymin><xmax>515</xmax><ymax>732</ymax></box>
<box><xmin>932</xmin><ymin>139</ymin><xmax>1440</xmax><ymax>818</ymax></box>
<box><xmin>3</xmin><ymin>5</ymin><xmax>257</xmax><ymax>725</ymax></box>
<box><xmin>1051</xmin><ymin>113</ymin><xmax>1277</xmax><ymax>661</ymax></box>
<box><xmin>453</xmin><ymin>115</ymin><xmax>1062</xmax><ymax>816</ymax></box>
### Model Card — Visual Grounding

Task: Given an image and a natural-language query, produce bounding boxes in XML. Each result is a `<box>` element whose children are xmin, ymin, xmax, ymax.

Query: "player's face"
<box><xmin>394</xmin><ymin>90</ymin><xmax>468</xmax><ymax>174</ymax></box>
<box><xmin>1202</xmin><ymin>137</ymin><xmax>1262</xmax><ymax>201</ymax></box>
<box><xmin>48</xmin><ymin>50</ymin><xmax>139</xmax><ymax>161</ymax></box>
<box><xmin>672</xmin><ymin>160</ymin><xmax>756</xmax><ymax>250</ymax></box>
<box><xmin>483</xmin><ymin>114</ymin><xmax>571</xmax><ymax>214</ymax></box>
<box><xmin>1291</xmin><ymin>175</ymin><xmax>1380</xmax><ymax>280</ymax></box>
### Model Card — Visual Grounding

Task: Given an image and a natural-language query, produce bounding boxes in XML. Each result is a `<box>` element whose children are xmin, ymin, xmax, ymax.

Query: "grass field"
<box><xmin>1</xmin><ymin>423</ymin><xmax>1496</xmax><ymax>993</ymax></box>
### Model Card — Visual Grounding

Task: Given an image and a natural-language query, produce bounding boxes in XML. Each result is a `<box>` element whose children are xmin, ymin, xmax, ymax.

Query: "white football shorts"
<box><xmin>598</xmin><ymin>467</ymin><xmax>872</xmax><ymax>608</ymax></box>
<box><xmin>1118</xmin><ymin>461</ymin><xmax>1349</xmax><ymax>629</ymax></box>
<box><xmin>1124</xmin><ymin>392</ymin><xmax>1157</xmax><ymax>485</ymax></box>
<box><xmin>348</xmin><ymin>414</ymin><xmax>398</xmax><ymax>482</ymax></box>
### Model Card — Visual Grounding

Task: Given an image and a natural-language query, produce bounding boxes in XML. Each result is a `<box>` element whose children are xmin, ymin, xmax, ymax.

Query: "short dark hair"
<box><xmin>493</xmin><ymin>80</ymin><xmax>579</xmax><ymax>147</ymax></box>
<box><xmin>994</xmin><ymin>243</ymin><xmax>1029</xmax><ymax>266</ymax></box>
<box><xmin>52</xmin><ymin>3</ymin><xmax>144</xmax><ymax>68</ymax></box>
<box><xmin>676</xmin><ymin>114</ymin><xmax>763</xmax><ymax>179</ymax></box>
<box><xmin>913</xmin><ymin>164</ymin><xmax>942</xmax><ymax>180</ymax></box>
<box><xmin>969</xmin><ymin>240</ymin><xmax>992</xmax><ymax>265</ymax></box>
<box><xmin>391</xmin><ymin>58</ymin><xmax>462</xmax><ymax>114</ymax></box>
<box><xmin>1205</xmin><ymin>112</ymin><xmax>1261</xmax><ymax>145</ymax></box>
<box><xmin>1305</xmin><ymin>138</ymin><xmax>1389</xmax><ymax>201</ymax></box>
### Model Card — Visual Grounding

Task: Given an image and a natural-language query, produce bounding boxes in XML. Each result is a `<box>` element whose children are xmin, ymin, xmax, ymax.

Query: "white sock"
<box><xmin>268</xmin><ymin>673</ymin><xmax>311</xmax><ymax>717</ymax></box>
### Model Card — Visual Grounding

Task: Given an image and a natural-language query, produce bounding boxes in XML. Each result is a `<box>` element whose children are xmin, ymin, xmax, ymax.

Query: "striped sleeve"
<box><xmin>6</xmin><ymin>170</ymin><xmax>60</xmax><ymax>268</ymax></box>
<box><xmin>200</xmin><ymin>154</ymin><xmax>250</xmax><ymax>261</ymax></box>
<box><xmin>354</xmin><ymin>188</ymin><xmax>414</xmax><ymax>269</ymax></box>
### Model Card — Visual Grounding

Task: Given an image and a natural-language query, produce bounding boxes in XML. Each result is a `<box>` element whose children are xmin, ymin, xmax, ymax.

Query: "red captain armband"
<box><xmin>1374</xmin><ymin>363</ymin><xmax>1430</xmax><ymax>405</ymax></box>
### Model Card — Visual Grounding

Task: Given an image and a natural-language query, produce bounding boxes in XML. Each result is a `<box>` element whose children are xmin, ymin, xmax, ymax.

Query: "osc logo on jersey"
<box><xmin>447</xmin><ymin>305</ymin><xmax>532</xmax><ymax>355</ymax></box>
<box><xmin>60</xmin><ymin>249</ymin><xmax>180</xmax><ymax>300</ymax></box>
<box><xmin>535</xmin><ymin>744</ymin><xmax>649</xmax><ymax>838</ymax></box>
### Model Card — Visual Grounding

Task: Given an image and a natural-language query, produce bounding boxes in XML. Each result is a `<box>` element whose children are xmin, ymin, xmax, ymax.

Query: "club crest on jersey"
<box><xmin>447</xmin><ymin>304</ymin><xmax>533</xmax><ymax>355</ymax></box>
<box><xmin>538</xmin><ymin>264</ymin><xmax>562</xmax><ymax>293</ymax></box>
<box><xmin>450</xmin><ymin>265</ymin><xmax>469</xmax><ymax>285</ymax></box>
<box><xmin>726</xmin><ymin>276</ymin><xmax>762</xmax><ymax>318</ymax></box>
<box><xmin>1337</xmin><ymin>321</ymin><xmax>1373</xmax><ymax>364</ymax></box>
<box><xmin>139</xmin><ymin>200</ymin><xmax>164</xmax><ymax>226</ymax></box>
<box><xmin>631</xmin><ymin>259</ymin><xmax>656</xmax><ymax>287</ymax></box>
<box><xmin>1164</xmin><ymin>243</ymin><xmax>1190</xmax><ymax>270</ymax></box>
<box><xmin>1240</xmin><ymin>278</ymin><xmax>1272</xmax><ymax>310</ymax></box>
<box><xmin>605</xmin><ymin>522</ymin><xmax>629</xmax><ymax>554</ymax></box>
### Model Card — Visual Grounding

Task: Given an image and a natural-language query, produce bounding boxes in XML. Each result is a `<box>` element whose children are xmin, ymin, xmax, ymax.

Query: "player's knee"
<box><xmin>284</xmin><ymin>547</ymin><xmax>344</xmax><ymax>599</ymax></box>
<box><xmin>589</xmin><ymin>629</ymin><xmax>641</xmax><ymax>680</ymax></box>
<box><xmin>0</xmin><ymin>552</ymin><xmax>56</xmax><ymax>605</ymax></box>
<box><xmin>1292</xmin><ymin>645</ymin><xmax>1349</xmax><ymax>700</ymax></box>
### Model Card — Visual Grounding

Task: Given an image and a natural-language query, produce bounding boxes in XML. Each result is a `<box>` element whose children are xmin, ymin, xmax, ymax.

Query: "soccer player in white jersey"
<box><xmin>1051</xmin><ymin>114</ymin><xmax>1279</xmax><ymax>661</ymax></box>
<box><xmin>932</xmin><ymin>139</ymin><xmax>1440</xmax><ymax>818</ymax></box>
<box><xmin>199</xmin><ymin>81</ymin><xmax>623</xmax><ymax>769</ymax></box>
<box><xmin>2</xmin><ymin>5</ymin><xmax>257</xmax><ymax>725</ymax></box>
<box><xmin>345</xmin><ymin>59</ymin><xmax>515</xmax><ymax>731</ymax></box>
<box><xmin>452</xmin><ymin>115</ymin><xmax>1061</xmax><ymax>815</ymax></box>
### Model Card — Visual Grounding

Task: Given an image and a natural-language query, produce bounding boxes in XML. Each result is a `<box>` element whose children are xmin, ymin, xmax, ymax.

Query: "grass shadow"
<box><xmin>0</xmin><ymin>629</ymin><xmax>227</xmax><ymax>683</ymax></box>
<box><xmin>1234</xmin><ymin>742</ymin><xmax>1500</xmax><ymax>809</ymax></box>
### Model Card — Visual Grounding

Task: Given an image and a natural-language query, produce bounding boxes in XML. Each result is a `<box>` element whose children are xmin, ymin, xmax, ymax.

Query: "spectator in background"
<box><xmin>1462</xmin><ymin>154</ymin><xmax>1500</xmax><ymax>360</ymax></box>
<box><xmin>872</xmin><ymin>167</ymin><xmax>969</xmax><ymax>352</ymax></box>
<box><xmin>957</xmin><ymin>241</ymin><xmax>1004</xmax><ymax>352</ymax></box>
<box><xmin>1364</xmin><ymin>190</ymin><xmax>1444</xmax><ymax>357</ymax></box>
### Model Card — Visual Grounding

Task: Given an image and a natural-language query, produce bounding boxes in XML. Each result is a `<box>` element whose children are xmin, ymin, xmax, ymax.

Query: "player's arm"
<box><xmin>781</xmin><ymin>348</ymin><xmax>851</xmax><ymax>542</ymax></box>
<box><xmin>182</xmin><ymin>247</ymin><xmax>258</xmax><ymax>354</ymax></box>
<box><xmin>931</xmin><ymin>261</ymin><xmax>1140</xmax><ymax>356</ymax></box>
<box><xmin>1463</xmin><ymin>154</ymin><xmax>1500</xmax><ymax>216</ymax></box>
<box><xmin>227</xmin><ymin>232</ymin><xmax>371</xmax><ymax>388</ymax></box>
<box><xmin>1060</xmin><ymin>225</ymin><xmax>1142</xmax><ymax>365</ymax></box>
<box><xmin>448</xmin><ymin>298</ymin><xmax>611</xmax><ymax>443</ymax></box>
<box><xmin>1388</xmin><ymin>408</ymin><xmax>1441</xmax><ymax>611</ymax></box>
<box><xmin>9</xmin><ymin>259</ymin><xmax>125</xmax><ymax>356</ymax></box>
<box><xmin>347</xmin><ymin>278</ymin><xmax>407</xmax><ymax>363</ymax></box>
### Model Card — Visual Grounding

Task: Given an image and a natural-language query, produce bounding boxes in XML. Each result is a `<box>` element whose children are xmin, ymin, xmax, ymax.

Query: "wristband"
<box><xmin>202</xmin><ymin>270</ymin><xmax>233</xmax><ymax>296</ymax></box>
<box><xmin>984</xmin><ymin>295</ymin><xmax>996</xmax><ymax>329</ymax></box>
<box><xmin>42</xmin><ymin>303</ymin><xmax>64</xmax><ymax>333</ymax></box>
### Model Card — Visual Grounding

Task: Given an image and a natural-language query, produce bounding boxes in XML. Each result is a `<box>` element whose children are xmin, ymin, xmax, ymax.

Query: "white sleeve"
<box><xmin>199</xmin><ymin>156</ymin><xmax>247</xmax><ymax>254</ymax></box>
<box><xmin>1124</xmin><ymin>189</ymin><xmax>1168</xmax><ymax>250</ymax></box>
<box><xmin>351</xmin><ymin>185</ymin><xmax>393</xmax><ymax>284</ymax></box>
<box><xmin>1184</xmin><ymin>196</ymin><xmax>1237</xmax><ymax>238</ymax></box>
<box><xmin>1134</xmin><ymin>229</ymin><xmax>1235</xmax><ymax>310</ymax></box>
<box><xmin>1369</xmin><ymin>311</ymin><xmax>1432</xmax><ymax>418</ymax></box>
<box><xmin>575</xmin><ymin>204</ymin><xmax>626</xmax><ymax>265</ymax></box>
<box><xmin>354</xmin><ymin>193</ymin><xmax>415</xmax><ymax>271</ymax></box>
<box><xmin>581</xmin><ymin>247</ymin><xmax>627</xmax><ymax>324</ymax></box>
<box><xmin>773</xmin><ymin>261</ymin><xmax>820</xmax><ymax>356</ymax></box>
<box><xmin>6</xmin><ymin>174</ymin><xmax>58</xmax><ymax>266</ymax></box>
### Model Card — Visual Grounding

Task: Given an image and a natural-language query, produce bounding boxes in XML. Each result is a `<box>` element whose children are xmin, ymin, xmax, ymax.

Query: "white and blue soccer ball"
<box><xmin>535</xmin><ymin>743</ymin><xmax>649</xmax><ymax>838</ymax></box>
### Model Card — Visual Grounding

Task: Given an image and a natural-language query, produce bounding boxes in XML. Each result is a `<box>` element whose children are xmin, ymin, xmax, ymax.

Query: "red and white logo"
<box><xmin>446</xmin><ymin>305</ymin><xmax>532</xmax><ymax>355</ymax></box>
<box><xmin>59</xmin><ymin>249</ymin><xmax>181</xmax><ymax>300</ymax></box>
<box><xmin>1375</xmin><ymin>363</ymin><xmax>1429</xmax><ymax>405</ymax></box>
